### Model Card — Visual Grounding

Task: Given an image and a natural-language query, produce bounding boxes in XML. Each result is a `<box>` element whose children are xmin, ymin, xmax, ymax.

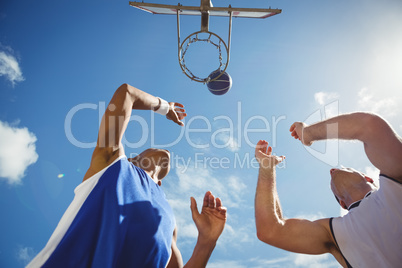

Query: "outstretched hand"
<box><xmin>289</xmin><ymin>122</ymin><xmax>312</xmax><ymax>146</ymax></box>
<box><xmin>167</xmin><ymin>102</ymin><xmax>187</xmax><ymax>126</ymax></box>
<box><xmin>255</xmin><ymin>140</ymin><xmax>285</xmax><ymax>170</ymax></box>
<box><xmin>190</xmin><ymin>191</ymin><xmax>227</xmax><ymax>243</ymax></box>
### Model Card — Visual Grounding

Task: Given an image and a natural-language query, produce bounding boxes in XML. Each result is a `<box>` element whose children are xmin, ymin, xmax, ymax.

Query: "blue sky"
<box><xmin>1</xmin><ymin>0</ymin><xmax>402</xmax><ymax>267</ymax></box>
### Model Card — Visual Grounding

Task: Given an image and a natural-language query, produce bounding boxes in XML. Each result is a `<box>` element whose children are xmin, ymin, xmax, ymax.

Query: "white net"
<box><xmin>179</xmin><ymin>31</ymin><xmax>229</xmax><ymax>83</ymax></box>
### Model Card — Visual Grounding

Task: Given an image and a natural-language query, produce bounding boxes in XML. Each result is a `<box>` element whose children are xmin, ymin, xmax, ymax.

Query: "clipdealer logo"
<box><xmin>63</xmin><ymin>101</ymin><xmax>287</xmax><ymax>171</ymax></box>
<box><xmin>303</xmin><ymin>100</ymin><xmax>339</xmax><ymax>166</ymax></box>
<box><xmin>63</xmin><ymin>100</ymin><xmax>339</xmax><ymax>168</ymax></box>
<box><xmin>64</xmin><ymin>101</ymin><xmax>286</xmax><ymax>151</ymax></box>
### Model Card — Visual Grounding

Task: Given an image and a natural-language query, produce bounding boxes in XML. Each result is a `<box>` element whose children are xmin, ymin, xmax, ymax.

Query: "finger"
<box><xmin>255</xmin><ymin>140</ymin><xmax>268</xmax><ymax>153</ymax></box>
<box><xmin>175</xmin><ymin>107</ymin><xmax>185</xmax><ymax>113</ymax></box>
<box><xmin>255</xmin><ymin>148</ymin><xmax>270</xmax><ymax>161</ymax></box>
<box><xmin>289</xmin><ymin>123</ymin><xmax>296</xmax><ymax>132</ymax></box>
<box><xmin>208</xmin><ymin>193</ymin><xmax>216</xmax><ymax>208</ymax></box>
<box><xmin>203</xmin><ymin>191</ymin><xmax>211</xmax><ymax>207</ymax></box>
<box><xmin>255</xmin><ymin>148</ymin><xmax>267</xmax><ymax>160</ymax></box>
<box><xmin>174</xmin><ymin>103</ymin><xmax>184</xmax><ymax>108</ymax></box>
<box><xmin>216</xmin><ymin>197</ymin><xmax>222</xmax><ymax>208</ymax></box>
<box><xmin>178</xmin><ymin>113</ymin><xmax>187</xmax><ymax>120</ymax></box>
<box><xmin>173</xmin><ymin>116</ymin><xmax>182</xmax><ymax>124</ymax></box>
<box><xmin>276</xmin><ymin>155</ymin><xmax>286</xmax><ymax>163</ymax></box>
<box><xmin>190</xmin><ymin>197</ymin><xmax>199</xmax><ymax>218</ymax></box>
<box><xmin>256</xmin><ymin>140</ymin><xmax>267</xmax><ymax>148</ymax></box>
<box><xmin>255</xmin><ymin>141</ymin><xmax>262</xmax><ymax>155</ymax></box>
<box><xmin>289</xmin><ymin>128</ymin><xmax>296</xmax><ymax>136</ymax></box>
<box><xmin>173</xmin><ymin>114</ymin><xmax>184</xmax><ymax>126</ymax></box>
<box><xmin>267</xmin><ymin>146</ymin><xmax>273</xmax><ymax>155</ymax></box>
<box><xmin>261</xmin><ymin>142</ymin><xmax>268</xmax><ymax>153</ymax></box>
<box><xmin>218</xmin><ymin>206</ymin><xmax>227</xmax><ymax>216</ymax></box>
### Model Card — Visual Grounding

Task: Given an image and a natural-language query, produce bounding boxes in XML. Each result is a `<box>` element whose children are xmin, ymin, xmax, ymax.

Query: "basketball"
<box><xmin>206</xmin><ymin>69</ymin><xmax>232</xmax><ymax>95</ymax></box>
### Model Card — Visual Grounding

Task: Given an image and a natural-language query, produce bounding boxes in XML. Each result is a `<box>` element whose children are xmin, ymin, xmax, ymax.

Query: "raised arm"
<box><xmin>290</xmin><ymin>112</ymin><xmax>402</xmax><ymax>182</ymax></box>
<box><xmin>254</xmin><ymin>140</ymin><xmax>345</xmax><ymax>263</ymax></box>
<box><xmin>83</xmin><ymin>83</ymin><xmax>186</xmax><ymax>181</ymax></box>
<box><xmin>167</xmin><ymin>191</ymin><xmax>227</xmax><ymax>268</ymax></box>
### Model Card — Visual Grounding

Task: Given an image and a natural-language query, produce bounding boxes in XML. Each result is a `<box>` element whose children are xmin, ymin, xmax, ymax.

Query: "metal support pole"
<box><xmin>177</xmin><ymin>8</ymin><xmax>186</xmax><ymax>74</ymax></box>
<box><xmin>227</xmin><ymin>10</ymin><xmax>232</xmax><ymax>61</ymax></box>
<box><xmin>201</xmin><ymin>11</ymin><xmax>209</xmax><ymax>32</ymax></box>
<box><xmin>177</xmin><ymin>9</ymin><xmax>181</xmax><ymax>57</ymax></box>
<box><xmin>200</xmin><ymin>0</ymin><xmax>211</xmax><ymax>32</ymax></box>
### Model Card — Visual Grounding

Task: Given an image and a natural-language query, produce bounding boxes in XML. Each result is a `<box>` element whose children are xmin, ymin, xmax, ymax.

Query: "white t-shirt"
<box><xmin>331</xmin><ymin>175</ymin><xmax>402</xmax><ymax>267</ymax></box>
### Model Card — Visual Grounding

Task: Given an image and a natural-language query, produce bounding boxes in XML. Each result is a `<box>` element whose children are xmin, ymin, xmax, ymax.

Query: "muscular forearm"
<box><xmin>303</xmin><ymin>112</ymin><xmax>402</xmax><ymax>180</ymax></box>
<box><xmin>97</xmin><ymin>85</ymin><xmax>147</xmax><ymax>147</ymax></box>
<box><xmin>117</xmin><ymin>83</ymin><xmax>159</xmax><ymax>111</ymax></box>
<box><xmin>183</xmin><ymin>238</ymin><xmax>217</xmax><ymax>268</ymax></box>
<box><xmin>255</xmin><ymin>167</ymin><xmax>284</xmax><ymax>242</ymax></box>
<box><xmin>97</xmin><ymin>84</ymin><xmax>161</xmax><ymax>148</ymax></box>
<box><xmin>305</xmin><ymin>112</ymin><xmax>370</xmax><ymax>144</ymax></box>
<box><xmin>121</xmin><ymin>83</ymin><xmax>185</xmax><ymax>127</ymax></box>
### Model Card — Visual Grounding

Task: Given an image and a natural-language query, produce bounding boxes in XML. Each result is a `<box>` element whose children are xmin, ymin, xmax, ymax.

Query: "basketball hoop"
<box><xmin>176</xmin><ymin>5</ymin><xmax>233</xmax><ymax>84</ymax></box>
<box><xmin>178</xmin><ymin>31</ymin><xmax>229</xmax><ymax>83</ymax></box>
<box><xmin>129</xmin><ymin>1</ymin><xmax>282</xmax><ymax>84</ymax></box>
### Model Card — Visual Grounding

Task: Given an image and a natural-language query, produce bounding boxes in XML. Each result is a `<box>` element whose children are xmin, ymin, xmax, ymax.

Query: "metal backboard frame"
<box><xmin>129</xmin><ymin>2</ymin><xmax>282</xmax><ymax>18</ymax></box>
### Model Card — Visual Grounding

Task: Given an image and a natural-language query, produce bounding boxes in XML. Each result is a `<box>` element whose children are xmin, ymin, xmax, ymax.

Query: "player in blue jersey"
<box><xmin>254</xmin><ymin>112</ymin><xmax>402</xmax><ymax>267</ymax></box>
<box><xmin>28</xmin><ymin>83</ymin><xmax>227</xmax><ymax>268</ymax></box>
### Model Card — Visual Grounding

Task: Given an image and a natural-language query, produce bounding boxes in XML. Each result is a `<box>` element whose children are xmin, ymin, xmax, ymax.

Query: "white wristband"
<box><xmin>155</xmin><ymin>97</ymin><xmax>170</xmax><ymax>115</ymax></box>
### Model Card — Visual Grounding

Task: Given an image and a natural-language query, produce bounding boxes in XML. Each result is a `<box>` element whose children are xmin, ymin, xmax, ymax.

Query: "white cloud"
<box><xmin>207</xmin><ymin>260</ymin><xmax>247</xmax><ymax>268</ymax></box>
<box><xmin>293</xmin><ymin>211</ymin><xmax>326</xmax><ymax>222</ymax></box>
<box><xmin>314</xmin><ymin>92</ymin><xmax>339</xmax><ymax>106</ymax></box>
<box><xmin>215</xmin><ymin>132</ymin><xmax>239</xmax><ymax>152</ymax></box>
<box><xmin>313</xmin><ymin>92</ymin><xmax>340</xmax><ymax>120</ymax></box>
<box><xmin>357</xmin><ymin>87</ymin><xmax>397</xmax><ymax>118</ymax></box>
<box><xmin>250</xmin><ymin>256</ymin><xmax>292</xmax><ymax>267</ymax></box>
<box><xmin>218</xmin><ymin>221</ymin><xmax>254</xmax><ymax>248</ymax></box>
<box><xmin>0</xmin><ymin>47</ymin><xmax>25</xmax><ymax>86</ymax></box>
<box><xmin>339</xmin><ymin>206</ymin><xmax>348</xmax><ymax>217</ymax></box>
<box><xmin>208</xmin><ymin>254</ymin><xmax>339</xmax><ymax>268</ymax></box>
<box><xmin>16</xmin><ymin>246</ymin><xmax>36</xmax><ymax>265</ymax></box>
<box><xmin>165</xmin><ymin>161</ymin><xmax>249</xmax><ymax>252</ymax></box>
<box><xmin>363</xmin><ymin>166</ymin><xmax>380</xmax><ymax>185</ymax></box>
<box><xmin>293</xmin><ymin>253</ymin><xmax>339</xmax><ymax>267</ymax></box>
<box><xmin>173</xmin><ymin>164</ymin><xmax>247</xmax><ymax>209</ymax></box>
<box><xmin>0</xmin><ymin>120</ymin><xmax>38</xmax><ymax>185</ymax></box>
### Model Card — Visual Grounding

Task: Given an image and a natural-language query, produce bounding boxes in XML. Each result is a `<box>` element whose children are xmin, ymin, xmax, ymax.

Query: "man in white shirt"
<box><xmin>254</xmin><ymin>112</ymin><xmax>402</xmax><ymax>267</ymax></box>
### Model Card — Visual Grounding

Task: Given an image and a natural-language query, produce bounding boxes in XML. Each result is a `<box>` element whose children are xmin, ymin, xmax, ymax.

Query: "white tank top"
<box><xmin>331</xmin><ymin>175</ymin><xmax>402</xmax><ymax>267</ymax></box>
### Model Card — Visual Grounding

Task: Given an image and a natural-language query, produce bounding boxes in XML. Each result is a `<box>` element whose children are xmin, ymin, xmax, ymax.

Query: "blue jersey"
<box><xmin>28</xmin><ymin>156</ymin><xmax>176</xmax><ymax>268</ymax></box>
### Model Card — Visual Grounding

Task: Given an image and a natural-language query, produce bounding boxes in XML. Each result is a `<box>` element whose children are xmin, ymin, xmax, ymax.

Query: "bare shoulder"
<box><xmin>314</xmin><ymin>218</ymin><xmax>333</xmax><ymax>243</ymax></box>
<box><xmin>314</xmin><ymin>218</ymin><xmax>349</xmax><ymax>267</ymax></box>
<box><xmin>362</xmin><ymin>113</ymin><xmax>402</xmax><ymax>181</ymax></box>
